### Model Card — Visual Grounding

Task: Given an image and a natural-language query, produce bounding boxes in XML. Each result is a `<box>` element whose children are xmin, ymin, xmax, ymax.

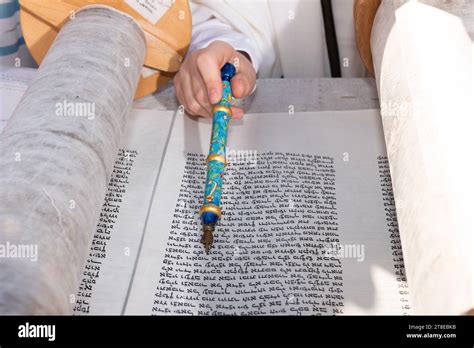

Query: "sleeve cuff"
<box><xmin>188</xmin><ymin>19</ymin><xmax>260</xmax><ymax>74</ymax></box>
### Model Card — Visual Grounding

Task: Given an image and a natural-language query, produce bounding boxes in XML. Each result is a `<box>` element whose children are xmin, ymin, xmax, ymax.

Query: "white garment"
<box><xmin>189</xmin><ymin>0</ymin><xmax>365</xmax><ymax>78</ymax></box>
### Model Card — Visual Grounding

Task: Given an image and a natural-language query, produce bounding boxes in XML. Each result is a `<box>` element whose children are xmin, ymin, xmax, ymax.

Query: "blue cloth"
<box><xmin>0</xmin><ymin>0</ymin><xmax>36</xmax><ymax>67</ymax></box>
<box><xmin>0</xmin><ymin>0</ymin><xmax>19</xmax><ymax>19</ymax></box>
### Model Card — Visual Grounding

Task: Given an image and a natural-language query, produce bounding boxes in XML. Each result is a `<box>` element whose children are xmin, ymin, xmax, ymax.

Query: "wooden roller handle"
<box><xmin>354</xmin><ymin>0</ymin><xmax>381</xmax><ymax>76</ymax></box>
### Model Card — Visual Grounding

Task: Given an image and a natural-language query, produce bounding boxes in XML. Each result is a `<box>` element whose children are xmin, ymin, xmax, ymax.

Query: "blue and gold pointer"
<box><xmin>199</xmin><ymin>63</ymin><xmax>236</xmax><ymax>254</ymax></box>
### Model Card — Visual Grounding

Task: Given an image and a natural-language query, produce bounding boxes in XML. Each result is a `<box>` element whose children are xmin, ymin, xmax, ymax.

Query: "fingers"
<box><xmin>182</xmin><ymin>73</ymin><xmax>210</xmax><ymax>117</ymax></box>
<box><xmin>231</xmin><ymin>72</ymin><xmax>254</xmax><ymax>99</ymax></box>
<box><xmin>192</xmin><ymin>73</ymin><xmax>212</xmax><ymax>117</ymax></box>
<box><xmin>231</xmin><ymin>52</ymin><xmax>256</xmax><ymax>99</ymax></box>
<box><xmin>174</xmin><ymin>41</ymin><xmax>256</xmax><ymax>118</ymax></box>
<box><xmin>175</xmin><ymin>72</ymin><xmax>243</xmax><ymax>119</ymax></box>
<box><xmin>174</xmin><ymin>72</ymin><xmax>210</xmax><ymax>117</ymax></box>
<box><xmin>196</xmin><ymin>41</ymin><xmax>236</xmax><ymax>104</ymax></box>
<box><xmin>231</xmin><ymin>106</ymin><xmax>244</xmax><ymax>119</ymax></box>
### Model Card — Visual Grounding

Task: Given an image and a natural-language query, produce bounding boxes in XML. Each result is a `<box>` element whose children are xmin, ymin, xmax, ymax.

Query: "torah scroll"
<box><xmin>371</xmin><ymin>0</ymin><xmax>473</xmax><ymax>314</ymax></box>
<box><xmin>0</xmin><ymin>6</ymin><xmax>145</xmax><ymax>314</ymax></box>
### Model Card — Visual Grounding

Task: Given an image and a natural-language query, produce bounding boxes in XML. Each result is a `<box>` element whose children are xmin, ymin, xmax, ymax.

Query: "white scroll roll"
<box><xmin>371</xmin><ymin>0</ymin><xmax>473</xmax><ymax>314</ymax></box>
<box><xmin>0</xmin><ymin>6</ymin><xmax>145</xmax><ymax>314</ymax></box>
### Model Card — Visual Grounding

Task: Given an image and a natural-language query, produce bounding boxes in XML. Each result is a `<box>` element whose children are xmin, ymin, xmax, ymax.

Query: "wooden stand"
<box><xmin>354</xmin><ymin>0</ymin><xmax>381</xmax><ymax>75</ymax></box>
<box><xmin>19</xmin><ymin>0</ymin><xmax>191</xmax><ymax>99</ymax></box>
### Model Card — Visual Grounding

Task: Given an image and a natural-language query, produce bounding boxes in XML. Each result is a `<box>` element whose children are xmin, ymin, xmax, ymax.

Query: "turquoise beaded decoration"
<box><xmin>200</xmin><ymin>63</ymin><xmax>236</xmax><ymax>251</ymax></box>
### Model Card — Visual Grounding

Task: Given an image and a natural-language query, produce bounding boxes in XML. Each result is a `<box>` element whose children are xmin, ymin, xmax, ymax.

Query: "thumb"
<box><xmin>230</xmin><ymin>71</ymin><xmax>255</xmax><ymax>99</ymax></box>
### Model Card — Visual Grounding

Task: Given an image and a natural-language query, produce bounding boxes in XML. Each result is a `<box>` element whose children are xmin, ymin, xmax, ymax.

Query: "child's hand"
<box><xmin>174</xmin><ymin>41</ymin><xmax>256</xmax><ymax>119</ymax></box>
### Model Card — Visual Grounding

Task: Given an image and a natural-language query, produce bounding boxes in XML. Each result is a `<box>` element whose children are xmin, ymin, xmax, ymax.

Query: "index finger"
<box><xmin>196</xmin><ymin>41</ymin><xmax>237</xmax><ymax>104</ymax></box>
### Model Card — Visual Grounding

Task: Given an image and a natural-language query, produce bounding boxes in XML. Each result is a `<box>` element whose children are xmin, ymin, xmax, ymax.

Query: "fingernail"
<box><xmin>209</xmin><ymin>89</ymin><xmax>218</xmax><ymax>103</ymax></box>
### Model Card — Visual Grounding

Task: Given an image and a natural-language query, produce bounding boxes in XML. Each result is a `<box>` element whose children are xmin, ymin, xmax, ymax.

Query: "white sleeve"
<box><xmin>188</xmin><ymin>18</ymin><xmax>261</xmax><ymax>74</ymax></box>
